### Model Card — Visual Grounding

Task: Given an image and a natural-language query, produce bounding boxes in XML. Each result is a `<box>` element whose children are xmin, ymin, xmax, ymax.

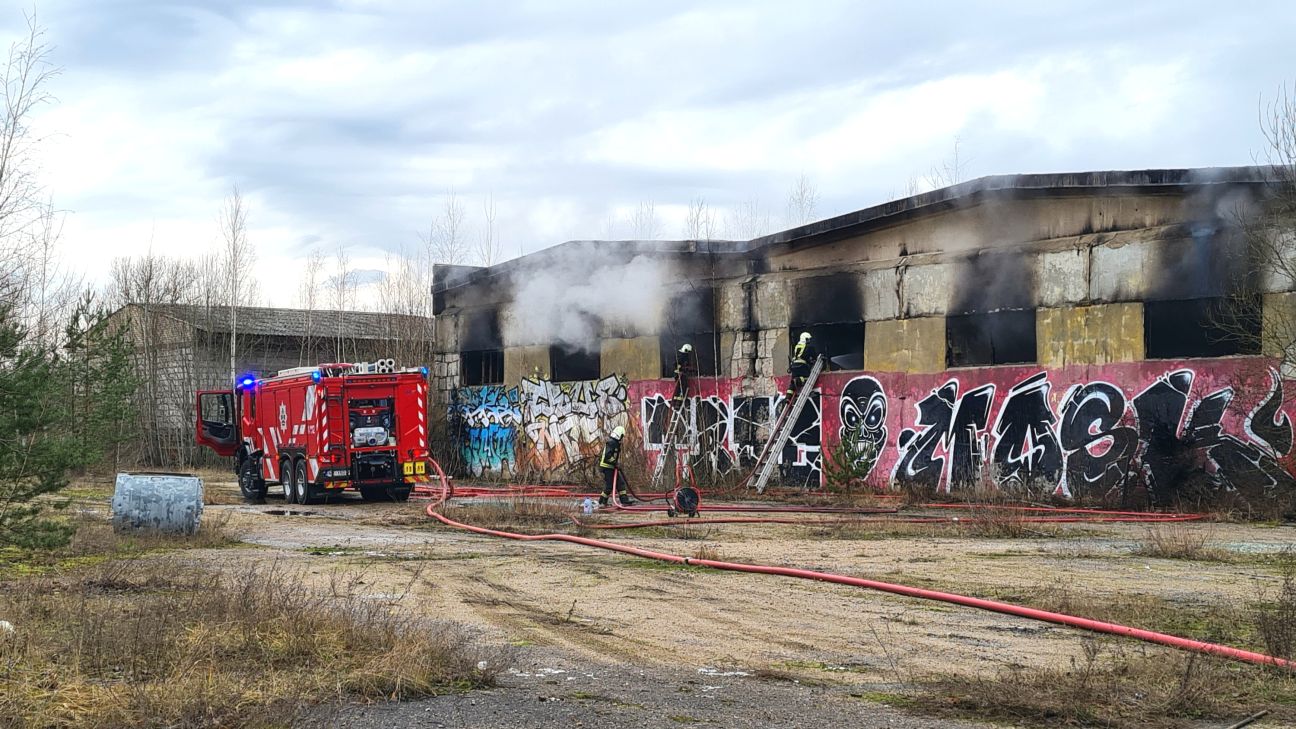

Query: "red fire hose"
<box><xmin>419</xmin><ymin>461</ymin><xmax>1290</xmax><ymax>670</ymax></box>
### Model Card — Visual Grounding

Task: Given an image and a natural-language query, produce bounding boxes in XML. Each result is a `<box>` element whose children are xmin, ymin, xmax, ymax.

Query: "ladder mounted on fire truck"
<box><xmin>751</xmin><ymin>355</ymin><xmax>825</xmax><ymax>494</ymax></box>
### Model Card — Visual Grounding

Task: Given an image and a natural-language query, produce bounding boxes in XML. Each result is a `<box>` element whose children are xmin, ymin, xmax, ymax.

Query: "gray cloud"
<box><xmin>11</xmin><ymin>0</ymin><xmax>1296</xmax><ymax>284</ymax></box>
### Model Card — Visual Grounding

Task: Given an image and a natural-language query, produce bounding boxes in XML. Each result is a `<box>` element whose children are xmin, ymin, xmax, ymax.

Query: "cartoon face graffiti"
<box><xmin>839</xmin><ymin>376</ymin><xmax>887</xmax><ymax>476</ymax></box>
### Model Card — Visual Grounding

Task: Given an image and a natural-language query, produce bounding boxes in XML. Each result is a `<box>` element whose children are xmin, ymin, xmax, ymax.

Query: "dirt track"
<box><xmin>177</xmin><ymin>476</ymin><xmax>1296</xmax><ymax>727</ymax></box>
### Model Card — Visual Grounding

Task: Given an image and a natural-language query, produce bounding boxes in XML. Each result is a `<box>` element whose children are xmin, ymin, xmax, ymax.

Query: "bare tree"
<box><xmin>725</xmin><ymin>196</ymin><xmax>772</xmax><ymax>240</ymax></box>
<box><xmin>785</xmin><ymin>173</ymin><xmax>819</xmax><ymax>226</ymax></box>
<box><xmin>423</xmin><ymin>188</ymin><xmax>470</xmax><ymax>264</ymax></box>
<box><xmin>1226</xmin><ymin>82</ymin><xmax>1296</xmax><ymax>376</ymax></box>
<box><xmin>925</xmin><ymin>136</ymin><xmax>970</xmax><ymax>189</ymax></box>
<box><xmin>684</xmin><ymin>197</ymin><xmax>718</xmax><ymax>240</ymax></box>
<box><xmin>218</xmin><ymin>186</ymin><xmax>253</xmax><ymax>383</ymax></box>
<box><xmin>0</xmin><ymin>14</ymin><xmax>56</xmax><ymax>241</ymax></box>
<box><xmin>376</xmin><ymin>248</ymin><xmax>434</xmax><ymax>366</ymax></box>
<box><xmin>629</xmin><ymin>201</ymin><xmax>661</xmax><ymax>239</ymax></box>
<box><xmin>25</xmin><ymin>197</ymin><xmax>81</xmax><ymax>348</ymax></box>
<box><xmin>298</xmin><ymin>248</ymin><xmax>324</xmax><ymax>365</ymax></box>
<box><xmin>477</xmin><ymin>192</ymin><xmax>502</xmax><ymax>266</ymax></box>
<box><xmin>0</xmin><ymin>13</ymin><xmax>58</xmax><ymax>311</ymax></box>
<box><xmin>331</xmin><ymin>245</ymin><xmax>355</xmax><ymax>361</ymax></box>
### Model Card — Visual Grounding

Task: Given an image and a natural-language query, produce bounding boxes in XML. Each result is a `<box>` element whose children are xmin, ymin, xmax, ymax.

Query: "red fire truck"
<box><xmin>195</xmin><ymin>360</ymin><xmax>434</xmax><ymax>504</ymax></box>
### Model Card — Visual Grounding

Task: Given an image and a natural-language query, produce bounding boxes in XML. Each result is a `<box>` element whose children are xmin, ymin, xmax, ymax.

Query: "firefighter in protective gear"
<box><xmin>788</xmin><ymin>332</ymin><xmax>817</xmax><ymax>397</ymax></box>
<box><xmin>672</xmin><ymin>343</ymin><xmax>696</xmax><ymax>406</ymax></box>
<box><xmin>598</xmin><ymin>425</ymin><xmax>634</xmax><ymax>507</ymax></box>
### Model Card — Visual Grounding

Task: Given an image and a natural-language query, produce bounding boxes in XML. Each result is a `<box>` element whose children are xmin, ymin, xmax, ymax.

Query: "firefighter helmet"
<box><xmin>611</xmin><ymin>425</ymin><xmax>626</xmax><ymax>440</ymax></box>
<box><xmin>680</xmin><ymin>343</ymin><xmax>693</xmax><ymax>353</ymax></box>
<box><xmin>799</xmin><ymin>332</ymin><xmax>812</xmax><ymax>342</ymax></box>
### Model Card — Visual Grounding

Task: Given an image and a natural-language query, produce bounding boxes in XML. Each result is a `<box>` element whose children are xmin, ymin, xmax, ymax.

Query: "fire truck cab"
<box><xmin>195</xmin><ymin>360</ymin><xmax>434</xmax><ymax>504</ymax></box>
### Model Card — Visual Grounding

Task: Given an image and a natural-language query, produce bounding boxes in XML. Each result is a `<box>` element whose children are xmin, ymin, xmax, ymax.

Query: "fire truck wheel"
<box><xmin>281</xmin><ymin>459</ymin><xmax>296</xmax><ymax>504</ymax></box>
<box><xmin>295</xmin><ymin>460</ymin><xmax>321</xmax><ymax>505</ymax></box>
<box><xmin>238</xmin><ymin>462</ymin><xmax>267</xmax><ymax>503</ymax></box>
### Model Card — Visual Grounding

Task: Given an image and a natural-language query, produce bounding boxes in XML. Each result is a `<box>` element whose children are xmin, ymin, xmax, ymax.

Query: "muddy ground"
<box><xmin>95</xmin><ymin>474</ymin><xmax>1296</xmax><ymax>727</ymax></box>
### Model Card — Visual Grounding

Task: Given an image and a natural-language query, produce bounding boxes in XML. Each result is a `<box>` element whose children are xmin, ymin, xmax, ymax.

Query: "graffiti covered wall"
<box><xmin>452</xmin><ymin>357</ymin><xmax>1296</xmax><ymax>507</ymax></box>
<box><xmin>453</xmin><ymin>375</ymin><xmax>630</xmax><ymax>480</ymax></box>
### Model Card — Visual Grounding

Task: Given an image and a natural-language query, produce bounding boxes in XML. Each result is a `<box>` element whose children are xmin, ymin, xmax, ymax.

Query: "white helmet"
<box><xmin>680</xmin><ymin>343</ymin><xmax>693</xmax><ymax>353</ymax></box>
<box><xmin>799</xmin><ymin>332</ymin><xmax>812</xmax><ymax>342</ymax></box>
<box><xmin>611</xmin><ymin>425</ymin><xmax>626</xmax><ymax>440</ymax></box>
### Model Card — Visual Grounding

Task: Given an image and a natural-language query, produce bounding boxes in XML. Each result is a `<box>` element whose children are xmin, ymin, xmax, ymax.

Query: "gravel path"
<box><xmin>306</xmin><ymin>649</ymin><xmax>992</xmax><ymax>729</ymax></box>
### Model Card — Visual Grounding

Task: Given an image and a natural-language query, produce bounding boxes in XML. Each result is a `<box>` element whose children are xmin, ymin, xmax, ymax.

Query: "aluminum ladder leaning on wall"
<box><xmin>649</xmin><ymin>392</ymin><xmax>692</xmax><ymax>490</ymax></box>
<box><xmin>752</xmin><ymin>355</ymin><xmax>825</xmax><ymax>494</ymax></box>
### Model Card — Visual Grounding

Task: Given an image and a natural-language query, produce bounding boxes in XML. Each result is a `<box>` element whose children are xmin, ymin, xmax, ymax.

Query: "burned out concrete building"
<box><xmin>432</xmin><ymin>167</ymin><xmax>1296</xmax><ymax>507</ymax></box>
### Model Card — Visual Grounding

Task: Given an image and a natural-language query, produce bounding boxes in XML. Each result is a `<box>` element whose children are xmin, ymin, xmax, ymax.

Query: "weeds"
<box><xmin>691</xmin><ymin>543</ymin><xmax>723</xmax><ymax>561</ymax></box>
<box><xmin>1132</xmin><ymin>523</ymin><xmax>1227</xmax><ymax>561</ymax></box>
<box><xmin>916</xmin><ymin>641</ymin><xmax>1296</xmax><ymax>728</ymax></box>
<box><xmin>0</xmin><ymin>557</ymin><xmax>508</xmax><ymax>728</ymax></box>
<box><xmin>1252</xmin><ymin>548</ymin><xmax>1296</xmax><ymax>661</ymax></box>
<box><xmin>448</xmin><ymin>497</ymin><xmax>584</xmax><ymax>535</ymax></box>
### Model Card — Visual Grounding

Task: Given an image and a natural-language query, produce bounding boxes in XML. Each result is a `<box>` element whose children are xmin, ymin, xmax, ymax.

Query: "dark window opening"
<box><xmin>461</xmin><ymin>350</ymin><xmax>504</xmax><ymax>386</ymax></box>
<box><xmin>791</xmin><ymin>273</ymin><xmax>863</xmax><ymax>325</ymax></box>
<box><xmin>660</xmin><ymin>288</ymin><xmax>719</xmax><ymax>377</ymax></box>
<box><xmin>550</xmin><ymin>344</ymin><xmax>601</xmax><ymax>382</ymax></box>
<box><xmin>1144</xmin><ymin>297</ymin><xmax>1260</xmax><ymax>359</ymax></box>
<box><xmin>946</xmin><ymin>310</ymin><xmax>1037</xmax><ymax>367</ymax></box>
<box><xmin>461</xmin><ymin>308</ymin><xmax>502</xmax><ymax>351</ymax></box>
<box><xmin>787</xmin><ymin>323</ymin><xmax>865</xmax><ymax>370</ymax></box>
<box><xmin>660</xmin><ymin>332</ymin><xmax>722</xmax><ymax>378</ymax></box>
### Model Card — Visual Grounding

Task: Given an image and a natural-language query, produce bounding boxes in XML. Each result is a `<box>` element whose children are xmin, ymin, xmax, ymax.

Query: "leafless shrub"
<box><xmin>691</xmin><ymin>543</ymin><xmax>723</xmax><ymax>561</ymax></box>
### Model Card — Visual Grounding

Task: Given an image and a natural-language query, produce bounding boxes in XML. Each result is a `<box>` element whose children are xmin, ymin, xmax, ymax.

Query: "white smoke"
<box><xmin>502</xmin><ymin>245</ymin><xmax>673</xmax><ymax>352</ymax></box>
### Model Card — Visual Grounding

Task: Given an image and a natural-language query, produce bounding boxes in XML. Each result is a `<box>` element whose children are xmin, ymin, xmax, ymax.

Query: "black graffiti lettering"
<box><xmin>1132</xmin><ymin>370</ymin><xmax>1195</xmax><ymax>506</ymax></box>
<box><xmin>993</xmin><ymin>372</ymin><xmax>1062</xmax><ymax>493</ymax></box>
<box><xmin>948</xmin><ymin>385</ymin><xmax>994</xmax><ymax>487</ymax></box>
<box><xmin>893</xmin><ymin>382</ymin><xmax>957</xmax><ymax>491</ymax></box>
<box><xmin>1059</xmin><ymin>383</ymin><xmax>1138</xmax><ymax>502</ymax></box>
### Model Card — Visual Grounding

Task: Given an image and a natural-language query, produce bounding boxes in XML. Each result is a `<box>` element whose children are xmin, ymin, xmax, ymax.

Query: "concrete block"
<box><xmin>504</xmin><ymin>345</ymin><xmax>551</xmax><ymax>386</ymax></box>
<box><xmin>899</xmin><ymin>263</ymin><xmax>954</xmax><ymax>317</ymax></box>
<box><xmin>1037</xmin><ymin>248</ymin><xmax>1089</xmax><ymax>307</ymax></box>
<box><xmin>862</xmin><ymin>268</ymin><xmax>901</xmax><ymax>321</ymax></box>
<box><xmin>1090</xmin><ymin>238</ymin><xmax>1153</xmax><ymax>302</ymax></box>
<box><xmin>754</xmin><ymin>279</ymin><xmax>789</xmax><ymax>330</ymax></box>
<box><xmin>1037</xmin><ymin>303</ymin><xmax>1144</xmax><ymax>367</ymax></box>
<box><xmin>601</xmin><ymin>336</ymin><xmax>661</xmax><ymax>380</ymax></box>
<box><xmin>865</xmin><ymin>317</ymin><xmax>945</xmax><ymax>373</ymax></box>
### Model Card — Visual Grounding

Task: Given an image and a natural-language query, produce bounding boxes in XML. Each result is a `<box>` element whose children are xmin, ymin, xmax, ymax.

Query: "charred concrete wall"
<box><xmin>434</xmin><ymin>168</ymin><xmax>1296</xmax><ymax>503</ymax></box>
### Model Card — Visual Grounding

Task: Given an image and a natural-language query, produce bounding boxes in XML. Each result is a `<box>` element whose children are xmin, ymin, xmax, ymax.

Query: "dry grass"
<box><xmin>803</xmin><ymin>513</ymin><xmax>1065</xmax><ymax>541</ymax></box>
<box><xmin>447</xmin><ymin>497</ymin><xmax>584</xmax><ymax>535</ymax></box>
<box><xmin>691</xmin><ymin>543</ymin><xmax>723</xmax><ymax>561</ymax></box>
<box><xmin>0</xmin><ymin>557</ymin><xmax>508</xmax><ymax>728</ymax></box>
<box><xmin>1131</xmin><ymin>523</ymin><xmax>1229</xmax><ymax>561</ymax></box>
<box><xmin>1253</xmin><ymin>549</ymin><xmax>1296</xmax><ymax>661</ymax></box>
<box><xmin>918</xmin><ymin>641</ymin><xmax>1296</xmax><ymax>728</ymax></box>
<box><xmin>1</xmin><ymin>511</ymin><xmax>238</xmax><ymax>579</ymax></box>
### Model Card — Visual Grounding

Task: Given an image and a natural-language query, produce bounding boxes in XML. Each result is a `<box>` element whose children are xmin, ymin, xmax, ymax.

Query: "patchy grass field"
<box><xmin>0</xmin><ymin>512</ymin><xmax>508</xmax><ymax>728</ymax></box>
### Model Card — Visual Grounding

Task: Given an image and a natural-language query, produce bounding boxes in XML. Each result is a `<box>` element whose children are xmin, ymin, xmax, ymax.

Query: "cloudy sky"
<box><xmin>7</xmin><ymin>0</ymin><xmax>1296</xmax><ymax>307</ymax></box>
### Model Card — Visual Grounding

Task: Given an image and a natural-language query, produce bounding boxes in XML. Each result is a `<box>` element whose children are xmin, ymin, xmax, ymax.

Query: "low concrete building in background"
<box><xmin>432</xmin><ymin>167</ymin><xmax>1296</xmax><ymax>510</ymax></box>
<box><xmin>107</xmin><ymin>303</ymin><xmax>433</xmax><ymax>467</ymax></box>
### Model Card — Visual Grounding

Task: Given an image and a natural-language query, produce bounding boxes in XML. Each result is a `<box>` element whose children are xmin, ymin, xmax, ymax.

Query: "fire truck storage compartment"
<box><xmin>354</xmin><ymin>453</ymin><xmax>397</xmax><ymax>483</ymax></box>
<box><xmin>349</xmin><ymin>398</ymin><xmax>394</xmax><ymax>447</ymax></box>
